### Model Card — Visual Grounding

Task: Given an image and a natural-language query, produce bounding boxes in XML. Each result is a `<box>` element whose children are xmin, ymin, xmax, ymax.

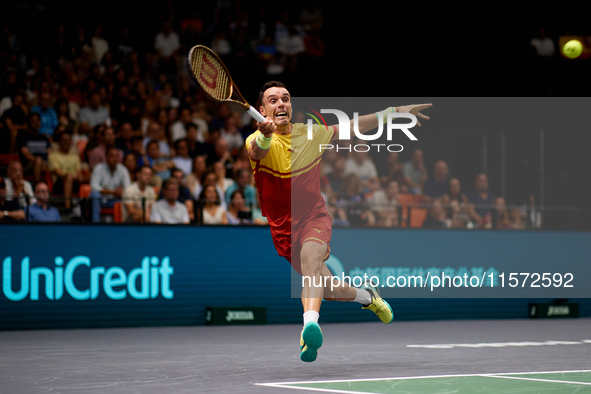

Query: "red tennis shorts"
<box><xmin>272</xmin><ymin>210</ymin><xmax>332</xmax><ymax>275</ymax></box>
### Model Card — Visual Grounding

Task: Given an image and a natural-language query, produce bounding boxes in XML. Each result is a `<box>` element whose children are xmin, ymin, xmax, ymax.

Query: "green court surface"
<box><xmin>258</xmin><ymin>370</ymin><xmax>591</xmax><ymax>393</ymax></box>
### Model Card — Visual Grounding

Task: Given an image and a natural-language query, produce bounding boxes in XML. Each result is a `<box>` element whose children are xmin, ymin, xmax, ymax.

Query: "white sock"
<box><xmin>353</xmin><ymin>288</ymin><xmax>372</xmax><ymax>306</ymax></box>
<box><xmin>303</xmin><ymin>310</ymin><xmax>319</xmax><ymax>326</ymax></box>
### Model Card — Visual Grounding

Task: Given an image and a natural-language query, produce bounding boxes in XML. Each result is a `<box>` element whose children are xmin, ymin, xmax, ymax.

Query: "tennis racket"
<box><xmin>187</xmin><ymin>45</ymin><xmax>266</xmax><ymax>123</ymax></box>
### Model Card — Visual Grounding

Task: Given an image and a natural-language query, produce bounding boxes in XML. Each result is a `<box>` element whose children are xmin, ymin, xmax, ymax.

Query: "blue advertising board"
<box><xmin>1</xmin><ymin>225</ymin><xmax>589</xmax><ymax>330</ymax></box>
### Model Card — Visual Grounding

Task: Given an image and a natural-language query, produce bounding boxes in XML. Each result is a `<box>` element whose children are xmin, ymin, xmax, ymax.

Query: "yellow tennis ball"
<box><xmin>563</xmin><ymin>40</ymin><xmax>583</xmax><ymax>59</ymax></box>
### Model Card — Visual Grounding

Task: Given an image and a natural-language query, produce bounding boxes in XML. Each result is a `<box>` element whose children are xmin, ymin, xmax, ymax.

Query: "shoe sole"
<box><xmin>300</xmin><ymin>323</ymin><xmax>323</xmax><ymax>362</ymax></box>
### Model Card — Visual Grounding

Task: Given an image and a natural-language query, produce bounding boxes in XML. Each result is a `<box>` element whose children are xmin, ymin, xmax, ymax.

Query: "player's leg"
<box><xmin>300</xmin><ymin>240</ymin><xmax>327</xmax><ymax>313</ymax></box>
<box><xmin>298</xmin><ymin>240</ymin><xmax>326</xmax><ymax>362</ymax></box>
<box><xmin>321</xmin><ymin>263</ymin><xmax>394</xmax><ymax>324</ymax></box>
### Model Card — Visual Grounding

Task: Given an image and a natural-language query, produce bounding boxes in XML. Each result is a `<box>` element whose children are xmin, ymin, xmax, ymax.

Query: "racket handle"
<box><xmin>247</xmin><ymin>106</ymin><xmax>267</xmax><ymax>123</ymax></box>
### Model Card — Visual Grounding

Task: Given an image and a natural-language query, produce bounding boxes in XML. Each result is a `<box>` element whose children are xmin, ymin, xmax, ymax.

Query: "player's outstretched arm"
<box><xmin>330</xmin><ymin>104</ymin><xmax>432</xmax><ymax>141</ymax></box>
<box><xmin>248</xmin><ymin>117</ymin><xmax>276</xmax><ymax>160</ymax></box>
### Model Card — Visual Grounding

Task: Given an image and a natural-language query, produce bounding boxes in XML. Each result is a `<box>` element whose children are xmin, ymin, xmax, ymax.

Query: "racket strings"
<box><xmin>191</xmin><ymin>49</ymin><xmax>231</xmax><ymax>100</ymax></box>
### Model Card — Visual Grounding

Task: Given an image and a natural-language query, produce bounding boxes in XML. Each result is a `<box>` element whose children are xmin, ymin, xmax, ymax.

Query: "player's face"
<box><xmin>260</xmin><ymin>87</ymin><xmax>291</xmax><ymax>126</ymax></box>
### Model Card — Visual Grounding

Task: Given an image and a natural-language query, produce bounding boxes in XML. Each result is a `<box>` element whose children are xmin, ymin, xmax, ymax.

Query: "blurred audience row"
<box><xmin>0</xmin><ymin>3</ymin><xmax>541</xmax><ymax>229</ymax></box>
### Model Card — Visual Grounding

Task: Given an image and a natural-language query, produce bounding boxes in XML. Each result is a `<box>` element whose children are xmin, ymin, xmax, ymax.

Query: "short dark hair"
<box><xmin>258</xmin><ymin>81</ymin><xmax>287</xmax><ymax>105</ymax></box>
<box><xmin>106</xmin><ymin>146</ymin><xmax>120</xmax><ymax>157</ymax></box>
<box><xmin>170</xmin><ymin>167</ymin><xmax>183</xmax><ymax>177</ymax></box>
<box><xmin>136</xmin><ymin>164</ymin><xmax>153</xmax><ymax>175</ymax></box>
<box><xmin>146</xmin><ymin>139</ymin><xmax>159</xmax><ymax>149</ymax></box>
<box><xmin>174</xmin><ymin>138</ymin><xmax>188</xmax><ymax>150</ymax></box>
<box><xmin>27</xmin><ymin>112</ymin><xmax>40</xmax><ymax>122</ymax></box>
<box><xmin>163</xmin><ymin>177</ymin><xmax>179</xmax><ymax>190</ymax></box>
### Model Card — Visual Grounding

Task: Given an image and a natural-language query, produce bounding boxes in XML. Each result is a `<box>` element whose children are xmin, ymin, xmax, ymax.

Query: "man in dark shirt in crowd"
<box><xmin>0</xmin><ymin>177</ymin><xmax>25</xmax><ymax>223</ymax></box>
<box><xmin>16</xmin><ymin>112</ymin><xmax>51</xmax><ymax>182</ymax></box>
<box><xmin>466</xmin><ymin>173</ymin><xmax>495</xmax><ymax>229</ymax></box>
<box><xmin>422</xmin><ymin>160</ymin><xmax>450</xmax><ymax>203</ymax></box>
<box><xmin>1</xmin><ymin>92</ymin><xmax>28</xmax><ymax>154</ymax></box>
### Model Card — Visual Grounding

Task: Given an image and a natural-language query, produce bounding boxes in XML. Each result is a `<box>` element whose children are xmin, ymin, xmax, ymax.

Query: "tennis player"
<box><xmin>246</xmin><ymin>81</ymin><xmax>431</xmax><ymax>362</ymax></box>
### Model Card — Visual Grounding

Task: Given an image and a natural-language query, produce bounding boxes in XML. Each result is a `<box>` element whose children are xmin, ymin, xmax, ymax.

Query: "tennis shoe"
<box><xmin>361</xmin><ymin>280</ymin><xmax>394</xmax><ymax>324</ymax></box>
<box><xmin>300</xmin><ymin>322</ymin><xmax>323</xmax><ymax>362</ymax></box>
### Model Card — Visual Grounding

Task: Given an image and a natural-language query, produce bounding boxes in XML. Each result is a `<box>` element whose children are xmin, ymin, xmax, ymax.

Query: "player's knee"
<box><xmin>300</xmin><ymin>257</ymin><xmax>322</xmax><ymax>276</ymax></box>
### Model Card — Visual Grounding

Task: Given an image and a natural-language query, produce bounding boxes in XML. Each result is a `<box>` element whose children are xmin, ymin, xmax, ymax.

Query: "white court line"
<box><xmin>255</xmin><ymin>383</ymin><xmax>376</xmax><ymax>394</ymax></box>
<box><xmin>487</xmin><ymin>375</ymin><xmax>591</xmax><ymax>386</ymax></box>
<box><xmin>255</xmin><ymin>369</ymin><xmax>591</xmax><ymax>386</ymax></box>
<box><xmin>407</xmin><ymin>340</ymin><xmax>586</xmax><ymax>349</ymax></box>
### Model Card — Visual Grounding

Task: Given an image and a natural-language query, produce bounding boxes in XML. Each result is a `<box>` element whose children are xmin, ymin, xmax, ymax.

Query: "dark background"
<box><xmin>2</xmin><ymin>1</ymin><xmax>590</xmax><ymax>228</ymax></box>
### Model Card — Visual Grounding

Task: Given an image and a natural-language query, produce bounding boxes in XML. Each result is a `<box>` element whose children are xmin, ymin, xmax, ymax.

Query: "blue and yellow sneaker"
<box><xmin>300</xmin><ymin>322</ymin><xmax>323</xmax><ymax>362</ymax></box>
<box><xmin>361</xmin><ymin>280</ymin><xmax>394</xmax><ymax>324</ymax></box>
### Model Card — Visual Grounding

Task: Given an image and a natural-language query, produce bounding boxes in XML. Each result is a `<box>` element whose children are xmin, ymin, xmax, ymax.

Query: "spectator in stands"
<box><xmin>198</xmin><ymin>184</ymin><xmax>227</xmax><ymax>225</ymax></box>
<box><xmin>337</xmin><ymin>173</ymin><xmax>375</xmax><ymax>227</ymax></box>
<box><xmin>207</xmin><ymin>137</ymin><xmax>234</xmax><ymax>178</ymax></box>
<box><xmin>226</xmin><ymin>189</ymin><xmax>252</xmax><ymax>225</ymax></box>
<box><xmin>277</xmin><ymin>25</ymin><xmax>306</xmax><ymax>75</ymax></box>
<box><xmin>370</xmin><ymin>180</ymin><xmax>400</xmax><ymax>228</ymax></box>
<box><xmin>326</xmin><ymin>156</ymin><xmax>346</xmax><ymax>196</ymax></box>
<box><xmin>403</xmin><ymin>148</ymin><xmax>428</xmax><ymax>195</ymax></box>
<box><xmin>0</xmin><ymin>176</ymin><xmax>25</xmax><ymax>223</ymax></box>
<box><xmin>422</xmin><ymin>160</ymin><xmax>450</xmax><ymax>202</ymax></box>
<box><xmin>212</xmin><ymin>160</ymin><xmax>235</xmax><ymax>195</ymax></box>
<box><xmin>4</xmin><ymin>160</ymin><xmax>35</xmax><ymax>207</ymax></box>
<box><xmin>27</xmin><ymin>181</ymin><xmax>61</xmax><ymax>222</ymax></box>
<box><xmin>138</xmin><ymin>139</ymin><xmax>174</xmax><ymax>186</ymax></box>
<box><xmin>185</xmin><ymin>122</ymin><xmax>205</xmax><ymax>158</ymax></box>
<box><xmin>114</xmin><ymin>122</ymin><xmax>134</xmax><ymax>156</ymax></box>
<box><xmin>87</xmin><ymin>126</ymin><xmax>123</xmax><ymax>171</ymax></box>
<box><xmin>122</xmin><ymin>165</ymin><xmax>156</xmax><ymax>223</ymax></box>
<box><xmin>492</xmin><ymin>196</ymin><xmax>511</xmax><ymax>229</ymax></box>
<box><xmin>443</xmin><ymin>178</ymin><xmax>470</xmax><ymax>229</ymax></box>
<box><xmin>170</xmin><ymin>106</ymin><xmax>192</xmax><ymax>143</ymax></box>
<box><xmin>172</xmin><ymin>138</ymin><xmax>192</xmax><ymax>176</ymax></box>
<box><xmin>17</xmin><ymin>112</ymin><xmax>51</xmax><ymax>182</ymax></box>
<box><xmin>90</xmin><ymin>146</ymin><xmax>131</xmax><ymax>222</ymax></box>
<box><xmin>530</xmin><ymin>27</ymin><xmax>555</xmax><ymax>58</ymax></box>
<box><xmin>154</xmin><ymin>21</ymin><xmax>181</xmax><ymax>78</ymax></box>
<box><xmin>150</xmin><ymin>178</ymin><xmax>190</xmax><ymax>224</ymax></box>
<box><xmin>519</xmin><ymin>194</ymin><xmax>542</xmax><ymax>229</ymax></box>
<box><xmin>422</xmin><ymin>199</ymin><xmax>447</xmax><ymax>229</ymax></box>
<box><xmin>466</xmin><ymin>173</ymin><xmax>495</xmax><ymax>229</ymax></box>
<box><xmin>2</xmin><ymin>92</ymin><xmax>28</xmax><ymax>154</ymax></box>
<box><xmin>344</xmin><ymin>148</ymin><xmax>380</xmax><ymax>192</ymax></box>
<box><xmin>129</xmin><ymin>135</ymin><xmax>144</xmax><ymax>162</ymax></box>
<box><xmin>143</xmin><ymin>121</ymin><xmax>171</xmax><ymax>158</ymax></box>
<box><xmin>378</xmin><ymin>152</ymin><xmax>407</xmax><ymax>192</ymax></box>
<box><xmin>509</xmin><ymin>206</ymin><xmax>526</xmax><ymax>230</ymax></box>
<box><xmin>30</xmin><ymin>92</ymin><xmax>58</xmax><ymax>138</ymax></box>
<box><xmin>123</xmin><ymin>153</ymin><xmax>138</xmax><ymax>183</ymax></box>
<box><xmin>220</xmin><ymin>116</ymin><xmax>244</xmax><ymax>156</ymax></box>
<box><xmin>91</xmin><ymin>25</ymin><xmax>109</xmax><ymax>64</ymax></box>
<box><xmin>185</xmin><ymin>155</ymin><xmax>207</xmax><ymax>199</ymax></box>
<box><xmin>225</xmin><ymin>168</ymin><xmax>256</xmax><ymax>209</ymax></box>
<box><xmin>232</xmin><ymin>145</ymin><xmax>250</xmax><ymax>174</ymax></box>
<box><xmin>78</xmin><ymin>92</ymin><xmax>110</xmax><ymax>136</ymax></box>
<box><xmin>54</xmin><ymin>97</ymin><xmax>77</xmax><ymax>135</ymax></box>
<box><xmin>48</xmin><ymin>132</ymin><xmax>85</xmax><ymax>209</ymax></box>
<box><xmin>159</xmin><ymin>167</ymin><xmax>194</xmax><ymax>222</ymax></box>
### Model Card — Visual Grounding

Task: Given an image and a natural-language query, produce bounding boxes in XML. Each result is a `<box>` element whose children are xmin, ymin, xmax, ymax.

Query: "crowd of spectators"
<box><xmin>0</xmin><ymin>3</ymin><xmax>322</xmax><ymax>225</ymax></box>
<box><xmin>0</xmin><ymin>4</ymin><xmax>541</xmax><ymax>229</ymax></box>
<box><xmin>319</xmin><ymin>145</ymin><xmax>542</xmax><ymax>230</ymax></box>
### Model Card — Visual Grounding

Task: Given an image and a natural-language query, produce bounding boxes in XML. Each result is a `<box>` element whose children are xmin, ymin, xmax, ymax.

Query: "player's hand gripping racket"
<box><xmin>187</xmin><ymin>45</ymin><xmax>266</xmax><ymax>123</ymax></box>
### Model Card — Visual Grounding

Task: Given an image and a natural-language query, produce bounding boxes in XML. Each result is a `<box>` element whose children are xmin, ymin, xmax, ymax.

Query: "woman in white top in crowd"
<box><xmin>199</xmin><ymin>184</ymin><xmax>227</xmax><ymax>225</ymax></box>
<box><xmin>226</xmin><ymin>189</ymin><xmax>252</xmax><ymax>225</ymax></box>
